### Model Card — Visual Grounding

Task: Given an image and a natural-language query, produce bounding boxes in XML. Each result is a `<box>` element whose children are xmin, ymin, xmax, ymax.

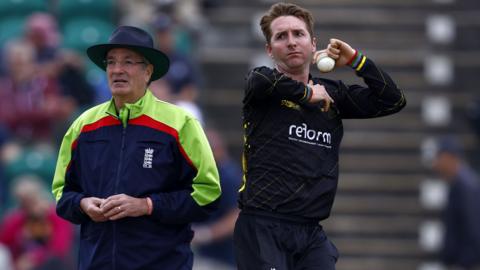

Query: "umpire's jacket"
<box><xmin>52</xmin><ymin>90</ymin><xmax>221</xmax><ymax>270</ymax></box>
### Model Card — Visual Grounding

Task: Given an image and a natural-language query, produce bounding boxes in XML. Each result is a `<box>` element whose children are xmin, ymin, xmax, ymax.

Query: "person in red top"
<box><xmin>0</xmin><ymin>175</ymin><xmax>74</xmax><ymax>270</ymax></box>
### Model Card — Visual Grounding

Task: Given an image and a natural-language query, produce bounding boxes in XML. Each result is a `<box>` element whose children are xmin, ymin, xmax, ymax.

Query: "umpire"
<box><xmin>52</xmin><ymin>26</ymin><xmax>221</xmax><ymax>270</ymax></box>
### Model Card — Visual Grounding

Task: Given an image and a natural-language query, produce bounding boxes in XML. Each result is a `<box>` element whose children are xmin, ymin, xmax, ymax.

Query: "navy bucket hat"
<box><xmin>87</xmin><ymin>25</ymin><xmax>170</xmax><ymax>81</ymax></box>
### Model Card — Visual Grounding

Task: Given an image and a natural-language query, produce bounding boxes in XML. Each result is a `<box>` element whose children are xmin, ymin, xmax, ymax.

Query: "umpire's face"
<box><xmin>106</xmin><ymin>48</ymin><xmax>153</xmax><ymax>102</ymax></box>
<box><xmin>266</xmin><ymin>15</ymin><xmax>316</xmax><ymax>74</ymax></box>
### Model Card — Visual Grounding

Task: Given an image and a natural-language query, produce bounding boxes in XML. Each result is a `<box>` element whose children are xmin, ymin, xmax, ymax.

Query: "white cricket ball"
<box><xmin>316</xmin><ymin>56</ymin><xmax>335</xmax><ymax>73</ymax></box>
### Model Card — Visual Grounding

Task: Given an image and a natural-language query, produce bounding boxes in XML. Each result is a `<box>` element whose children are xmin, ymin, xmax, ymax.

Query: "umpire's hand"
<box><xmin>80</xmin><ymin>197</ymin><xmax>108</xmax><ymax>222</ymax></box>
<box><xmin>100</xmin><ymin>194</ymin><xmax>150</xmax><ymax>220</ymax></box>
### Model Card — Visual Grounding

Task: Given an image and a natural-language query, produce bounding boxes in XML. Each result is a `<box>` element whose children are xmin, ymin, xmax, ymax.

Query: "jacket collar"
<box><xmin>105</xmin><ymin>89</ymin><xmax>153</xmax><ymax>120</ymax></box>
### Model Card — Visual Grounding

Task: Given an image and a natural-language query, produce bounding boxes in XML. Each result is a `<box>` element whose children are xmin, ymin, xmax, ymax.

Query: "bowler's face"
<box><xmin>267</xmin><ymin>16</ymin><xmax>316</xmax><ymax>73</ymax></box>
<box><xmin>106</xmin><ymin>48</ymin><xmax>152</xmax><ymax>101</ymax></box>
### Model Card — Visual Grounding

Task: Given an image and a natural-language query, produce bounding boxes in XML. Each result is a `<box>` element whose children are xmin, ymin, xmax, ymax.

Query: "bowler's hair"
<box><xmin>260</xmin><ymin>3</ymin><xmax>315</xmax><ymax>44</ymax></box>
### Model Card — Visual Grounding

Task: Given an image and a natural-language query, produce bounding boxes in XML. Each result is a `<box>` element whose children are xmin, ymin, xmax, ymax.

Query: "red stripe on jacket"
<box><xmin>129</xmin><ymin>114</ymin><xmax>195</xmax><ymax>169</ymax></box>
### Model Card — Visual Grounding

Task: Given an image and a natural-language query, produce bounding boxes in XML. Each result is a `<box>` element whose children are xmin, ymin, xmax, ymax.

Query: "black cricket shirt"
<box><xmin>239</xmin><ymin>57</ymin><xmax>406</xmax><ymax>221</ymax></box>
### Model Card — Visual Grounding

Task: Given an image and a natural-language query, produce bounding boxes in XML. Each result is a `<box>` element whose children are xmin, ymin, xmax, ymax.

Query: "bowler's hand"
<box><xmin>313</xmin><ymin>38</ymin><xmax>356</xmax><ymax>67</ymax></box>
<box><xmin>100</xmin><ymin>194</ymin><xmax>149</xmax><ymax>220</ymax></box>
<box><xmin>80</xmin><ymin>197</ymin><xmax>108</xmax><ymax>222</ymax></box>
<box><xmin>308</xmin><ymin>80</ymin><xmax>334</xmax><ymax>112</ymax></box>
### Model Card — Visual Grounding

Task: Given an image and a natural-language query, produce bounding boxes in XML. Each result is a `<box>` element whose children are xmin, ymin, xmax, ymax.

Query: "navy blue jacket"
<box><xmin>52</xmin><ymin>91</ymin><xmax>221</xmax><ymax>270</ymax></box>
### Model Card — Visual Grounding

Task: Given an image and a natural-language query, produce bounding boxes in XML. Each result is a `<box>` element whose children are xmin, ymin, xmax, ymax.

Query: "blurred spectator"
<box><xmin>0</xmin><ymin>175</ymin><xmax>74</xmax><ymax>270</ymax></box>
<box><xmin>151</xmin><ymin>13</ymin><xmax>204</xmax><ymax>124</ymax></box>
<box><xmin>149</xmin><ymin>78</ymin><xmax>173</xmax><ymax>102</ymax></box>
<box><xmin>0</xmin><ymin>34</ymin><xmax>87</xmax><ymax>145</ymax></box>
<box><xmin>117</xmin><ymin>0</ymin><xmax>155</xmax><ymax>28</ymax></box>
<box><xmin>193</xmin><ymin>128</ymin><xmax>241</xmax><ymax>269</ymax></box>
<box><xmin>24</xmin><ymin>12</ymin><xmax>94</xmax><ymax>130</ymax></box>
<box><xmin>153</xmin><ymin>13</ymin><xmax>198</xmax><ymax>93</ymax></box>
<box><xmin>432</xmin><ymin>136</ymin><xmax>480</xmax><ymax>270</ymax></box>
<box><xmin>24</xmin><ymin>13</ymin><xmax>60</xmax><ymax>64</ymax></box>
<box><xmin>24</xmin><ymin>12</ymin><xmax>95</xmax><ymax>115</ymax></box>
<box><xmin>157</xmin><ymin>0</ymin><xmax>206</xmax><ymax>45</ymax></box>
<box><xmin>23</xmin><ymin>13</ymin><xmax>61</xmax><ymax>101</ymax></box>
<box><xmin>0</xmin><ymin>40</ymin><xmax>65</xmax><ymax>143</ymax></box>
<box><xmin>55</xmin><ymin>50</ymin><xmax>96</xmax><ymax>116</ymax></box>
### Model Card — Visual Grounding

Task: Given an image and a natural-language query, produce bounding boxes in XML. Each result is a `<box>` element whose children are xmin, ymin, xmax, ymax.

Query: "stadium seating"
<box><xmin>56</xmin><ymin>0</ymin><xmax>114</xmax><ymax>24</ymax></box>
<box><xmin>62</xmin><ymin>17</ymin><xmax>115</xmax><ymax>53</ymax></box>
<box><xmin>0</xmin><ymin>0</ymin><xmax>48</xmax><ymax>18</ymax></box>
<box><xmin>0</xmin><ymin>16</ymin><xmax>25</xmax><ymax>47</ymax></box>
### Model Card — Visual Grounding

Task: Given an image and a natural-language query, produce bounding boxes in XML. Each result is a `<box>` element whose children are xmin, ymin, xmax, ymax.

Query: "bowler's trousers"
<box><xmin>234</xmin><ymin>208</ymin><xmax>338</xmax><ymax>270</ymax></box>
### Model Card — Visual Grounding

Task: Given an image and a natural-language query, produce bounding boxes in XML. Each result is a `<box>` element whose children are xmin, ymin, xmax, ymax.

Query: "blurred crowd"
<box><xmin>0</xmin><ymin>1</ymin><xmax>240</xmax><ymax>270</ymax></box>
